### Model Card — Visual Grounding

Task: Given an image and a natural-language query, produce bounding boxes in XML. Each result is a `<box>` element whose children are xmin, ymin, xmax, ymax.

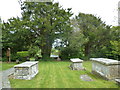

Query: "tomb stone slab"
<box><xmin>70</xmin><ymin>58</ymin><xmax>84</xmax><ymax>70</ymax></box>
<box><xmin>90</xmin><ymin>58</ymin><xmax>120</xmax><ymax>80</ymax></box>
<box><xmin>115</xmin><ymin>79</ymin><xmax>120</xmax><ymax>85</ymax></box>
<box><xmin>14</xmin><ymin>61</ymin><xmax>38</xmax><ymax>80</ymax></box>
<box><xmin>80</xmin><ymin>75</ymin><xmax>93</xmax><ymax>81</ymax></box>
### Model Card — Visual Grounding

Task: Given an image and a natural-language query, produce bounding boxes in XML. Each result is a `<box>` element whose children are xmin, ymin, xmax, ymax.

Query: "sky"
<box><xmin>0</xmin><ymin>0</ymin><xmax>120</xmax><ymax>26</ymax></box>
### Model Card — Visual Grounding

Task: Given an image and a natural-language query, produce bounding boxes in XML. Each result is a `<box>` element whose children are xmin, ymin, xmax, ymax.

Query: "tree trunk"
<box><xmin>84</xmin><ymin>42</ymin><xmax>90</xmax><ymax>58</ymax></box>
<box><xmin>41</xmin><ymin>44</ymin><xmax>52</xmax><ymax>60</ymax></box>
<box><xmin>41</xmin><ymin>34</ymin><xmax>53</xmax><ymax>60</ymax></box>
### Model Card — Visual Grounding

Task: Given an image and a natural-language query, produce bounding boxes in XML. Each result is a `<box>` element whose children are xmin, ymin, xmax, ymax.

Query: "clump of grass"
<box><xmin>1</xmin><ymin>62</ymin><xmax>16</xmax><ymax>71</ymax></box>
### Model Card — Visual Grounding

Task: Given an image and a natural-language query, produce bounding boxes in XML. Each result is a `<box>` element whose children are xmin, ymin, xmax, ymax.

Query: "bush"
<box><xmin>11</xmin><ymin>54</ymin><xmax>19</xmax><ymax>62</ymax></box>
<box><xmin>28</xmin><ymin>46</ymin><xmax>41</xmax><ymax>57</ymax></box>
<box><xmin>17</xmin><ymin>51</ymin><xmax>29</xmax><ymax>57</ymax></box>
<box><xmin>2</xmin><ymin>54</ymin><xmax>19</xmax><ymax>62</ymax></box>
<box><xmin>2</xmin><ymin>57</ymin><xmax>8</xmax><ymax>62</ymax></box>
<box><xmin>60</xmin><ymin>47</ymin><xmax>80</xmax><ymax>60</ymax></box>
<box><xmin>17</xmin><ymin>51</ymin><xmax>29</xmax><ymax>62</ymax></box>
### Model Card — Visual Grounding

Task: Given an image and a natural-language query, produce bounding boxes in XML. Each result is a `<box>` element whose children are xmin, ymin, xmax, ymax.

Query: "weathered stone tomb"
<box><xmin>70</xmin><ymin>58</ymin><xmax>84</xmax><ymax>70</ymax></box>
<box><xmin>14</xmin><ymin>61</ymin><xmax>39</xmax><ymax>80</ymax></box>
<box><xmin>90</xmin><ymin>58</ymin><xmax>120</xmax><ymax>80</ymax></box>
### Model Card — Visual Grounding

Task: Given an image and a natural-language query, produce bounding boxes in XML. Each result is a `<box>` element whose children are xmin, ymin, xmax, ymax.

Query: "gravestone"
<box><xmin>14</xmin><ymin>61</ymin><xmax>39</xmax><ymax>80</ymax></box>
<box><xmin>80</xmin><ymin>75</ymin><xmax>93</xmax><ymax>81</ymax></box>
<box><xmin>57</xmin><ymin>57</ymin><xmax>61</xmax><ymax>61</ymax></box>
<box><xmin>70</xmin><ymin>58</ymin><xmax>84</xmax><ymax>70</ymax></box>
<box><xmin>90</xmin><ymin>58</ymin><xmax>120</xmax><ymax>80</ymax></box>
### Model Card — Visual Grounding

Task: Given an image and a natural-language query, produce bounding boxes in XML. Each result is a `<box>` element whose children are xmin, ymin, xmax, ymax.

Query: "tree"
<box><xmin>0</xmin><ymin>18</ymin><xmax>2</xmax><ymax>58</ymax></box>
<box><xmin>21</xmin><ymin>2</ymin><xmax>73</xmax><ymax>60</ymax></box>
<box><xmin>68</xmin><ymin>13</ymin><xmax>111</xmax><ymax>59</ymax></box>
<box><xmin>2</xmin><ymin>1</ymin><xmax>73</xmax><ymax>60</ymax></box>
<box><xmin>108</xmin><ymin>26</ymin><xmax>120</xmax><ymax>60</ymax></box>
<box><xmin>2</xmin><ymin>17</ymin><xmax>32</xmax><ymax>55</ymax></box>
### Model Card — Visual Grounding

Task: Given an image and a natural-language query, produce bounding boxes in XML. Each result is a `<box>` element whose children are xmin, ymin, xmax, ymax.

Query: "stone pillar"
<box><xmin>6</xmin><ymin>48</ymin><xmax>11</xmax><ymax>62</ymax></box>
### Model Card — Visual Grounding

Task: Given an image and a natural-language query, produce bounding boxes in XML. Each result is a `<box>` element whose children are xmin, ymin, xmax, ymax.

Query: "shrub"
<box><xmin>17</xmin><ymin>51</ymin><xmax>29</xmax><ymax>62</ymax></box>
<box><xmin>11</xmin><ymin>54</ymin><xmax>19</xmax><ymax>62</ymax></box>
<box><xmin>60</xmin><ymin>47</ymin><xmax>80</xmax><ymax>60</ymax></box>
<box><xmin>17</xmin><ymin>51</ymin><xmax>29</xmax><ymax>57</ymax></box>
<box><xmin>2</xmin><ymin>57</ymin><xmax>8</xmax><ymax>62</ymax></box>
<box><xmin>2</xmin><ymin>54</ymin><xmax>19</xmax><ymax>62</ymax></box>
<box><xmin>28</xmin><ymin>46</ymin><xmax>41</xmax><ymax>57</ymax></box>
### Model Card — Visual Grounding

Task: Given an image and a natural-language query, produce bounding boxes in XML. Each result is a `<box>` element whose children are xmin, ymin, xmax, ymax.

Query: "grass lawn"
<box><xmin>10</xmin><ymin>61</ymin><xmax>119</xmax><ymax>88</ymax></box>
<box><xmin>0</xmin><ymin>62</ymin><xmax>16</xmax><ymax>71</ymax></box>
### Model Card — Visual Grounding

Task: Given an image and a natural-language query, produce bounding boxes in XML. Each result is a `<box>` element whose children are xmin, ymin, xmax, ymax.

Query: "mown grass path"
<box><xmin>0</xmin><ymin>62</ymin><xmax>16</xmax><ymax>71</ymax></box>
<box><xmin>10</xmin><ymin>61</ymin><xmax>119</xmax><ymax>88</ymax></box>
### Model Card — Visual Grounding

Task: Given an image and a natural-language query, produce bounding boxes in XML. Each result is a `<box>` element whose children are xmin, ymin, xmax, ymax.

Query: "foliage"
<box><xmin>16</xmin><ymin>51</ymin><xmax>29</xmax><ymax>61</ymax></box>
<box><xmin>20</xmin><ymin>1</ymin><xmax>72</xmax><ymax>60</ymax></box>
<box><xmin>60</xmin><ymin>13</ymin><xmax>111</xmax><ymax>60</ymax></box>
<box><xmin>106</xmin><ymin>26</ymin><xmax>120</xmax><ymax>60</ymax></box>
<box><xmin>60</xmin><ymin>47</ymin><xmax>81</xmax><ymax>60</ymax></box>
<box><xmin>2</xmin><ymin>57</ymin><xmax>8</xmax><ymax>62</ymax></box>
<box><xmin>110</xmin><ymin>41</ymin><xmax>120</xmax><ymax>55</ymax></box>
<box><xmin>0</xmin><ymin>18</ymin><xmax>2</xmax><ymax>54</ymax></box>
<box><xmin>2</xmin><ymin>1</ymin><xmax>119</xmax><ymax>61</ymax></box>
<box><xmin>17</xmin><ymin>51</ymin><xmax>29</xmax><ymax>57</ymax></box>
<box><xmin>2</xmin><ymin>17</ymin><xmax>30</xmax><ymax>58</ymax></box>
<box><xmin>2</xmin><ymin>1</ymin><xmax>73</xmax><ymax>60</ymax></box>
<box><xmin>28</xmin><ymin>46</ymin><xmax>41</xmax><ymax>57</ymax></box>
<box><xmin>51</xmin><ymin>48</ymin><xmax>59</xmax><ymax>55</ymax></box>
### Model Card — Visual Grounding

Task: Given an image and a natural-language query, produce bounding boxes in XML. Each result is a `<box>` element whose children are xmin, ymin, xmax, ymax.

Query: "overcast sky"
<box><xmin>0</xmin><ymin>0</ymin><xmax>119</xmax><ymax>26</ymax></box>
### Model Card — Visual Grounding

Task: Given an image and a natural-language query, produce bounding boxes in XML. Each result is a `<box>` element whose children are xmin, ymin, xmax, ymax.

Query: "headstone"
<box><xmin>80</xmin><ymin>75</ymin><xmax>93</xmax><ymax>81</ymax></box>
<box><xmin>70</xmin><ymin>58</ymin><xmax>84</xmax><ymax>70</ymax></box>
<box><xmin>57</xmin><ymin>57</ymin><xmax>61</xmax><ymax>61</ymax></box>
<box><xmin>90</xmin><ymin>58</ymin><xmax>120</xmax><ymax>80</ymax></box>
<box><xmin>14</xmin><ymin>61</ymin><xmax>39</xmax><ymax>80</ymax></box>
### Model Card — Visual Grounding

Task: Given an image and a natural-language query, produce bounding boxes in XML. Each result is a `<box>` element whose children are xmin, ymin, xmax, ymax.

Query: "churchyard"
<box><xmin>1</xmin><ymin>0</ymin><xmax>120</xmax><ymax>89</ymax></box>
<box><xmin>0</xmin><ymin>60</ymin><xmax>119</xmax><ymax>88</ymax></box>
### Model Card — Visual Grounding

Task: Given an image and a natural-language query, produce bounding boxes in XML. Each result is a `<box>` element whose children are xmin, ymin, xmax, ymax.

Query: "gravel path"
<box><xmin>0</xmin><ymin>68</ymin><xmax>14</xmax><ymax>89</ymax></box>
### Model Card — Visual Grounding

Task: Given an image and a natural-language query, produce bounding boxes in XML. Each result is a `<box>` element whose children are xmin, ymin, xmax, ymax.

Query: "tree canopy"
<box><xmin>2</xmin><ymin>1</ymin><xmax>73</xmax><ymax>60</ymax></box>
<box><xmin>2</xmin><ymin>1</ymin><xmax>120</xmax><ymax>61</ymax></box>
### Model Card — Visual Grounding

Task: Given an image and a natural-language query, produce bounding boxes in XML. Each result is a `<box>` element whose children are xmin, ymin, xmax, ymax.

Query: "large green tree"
<box><xmin>2</xmin><ymin>1</ymin><xmax>73</xmax><ymax>60</ymax></box>
<box><xmin>108</xmin><ymin>26</ymin><xmax>120</xmax><ymax>60</ymax></box>
<box><xmin>2</xmin><ymin>17</ymin><xmax>31</xmax><ymax>55</ymax></box>
<box><xmin>68</xmin><ymin>13</ymin><xmax>111</xmax><ymax>59</ymax></box>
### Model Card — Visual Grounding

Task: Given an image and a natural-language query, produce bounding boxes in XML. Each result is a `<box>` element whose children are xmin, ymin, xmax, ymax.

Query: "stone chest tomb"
<box><xmin>70</xmin><ymin>58</ymin><xmax>84</xmax><ymax>70</ymax></box>
<box><xmin>14</xmin><ymin>61</ymin><xmax>39</xmax><ymax>80</ymax></box>
<box><xmin>90</xmin><ymin>58</ymin><xmax>120</xmax><ymax>80</ymax></box>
